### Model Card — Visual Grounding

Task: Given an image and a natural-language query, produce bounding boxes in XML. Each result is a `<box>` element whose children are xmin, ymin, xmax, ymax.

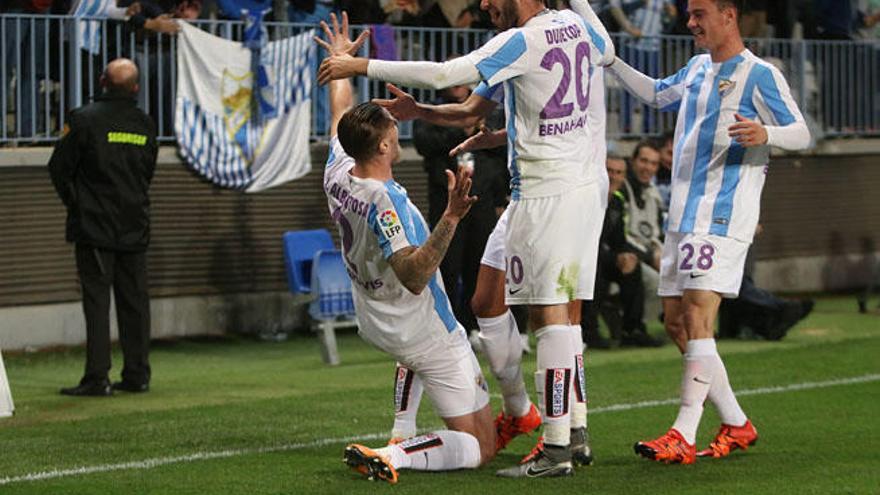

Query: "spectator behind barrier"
<box><xmin>581</xmin><ymin>156</ymin><xmax>664</xmax><ymax>349</ymax></box>
<box><xmin>621</xmin><ymin>140</ymin><xmax>665</xmax><ymax>272</ymax></box>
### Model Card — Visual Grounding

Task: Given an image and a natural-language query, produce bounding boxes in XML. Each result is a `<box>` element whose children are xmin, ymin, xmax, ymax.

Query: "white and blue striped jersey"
<box><xmin>461</xmin><ymin>8</ymin><xmax>613</xmax><ymax>199</ymax></box>
<box><xmin>656</xmin><ymin>49</ymin><xmax>807</xmax><ymax>243</ymax></box>
<box><xmin>323</xmin><ymin>137</ymin><xmax>461</xmax><ymax>357</ymax></box>
<box><xmin>609</xmin><ymin>0</ymin><xmax>674</xmax><ymax>51</ymax></box>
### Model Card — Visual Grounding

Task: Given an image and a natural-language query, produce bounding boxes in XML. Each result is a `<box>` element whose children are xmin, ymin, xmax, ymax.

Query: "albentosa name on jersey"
<box><xmin>539</xmin><ymin>114</ymin><xmax>588</xmax><ymax>137</ymax></box>
<box><xmin>544</xmin><ymin>23</ymin><xmax>582</xmax><ymax>45</ymax></box>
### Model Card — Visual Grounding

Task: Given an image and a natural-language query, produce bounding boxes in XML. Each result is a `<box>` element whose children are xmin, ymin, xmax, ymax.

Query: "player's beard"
<box><xmin>491</xmin><ymin>0</ymin><xmax>520</xmax><ymax>30</ymax></box>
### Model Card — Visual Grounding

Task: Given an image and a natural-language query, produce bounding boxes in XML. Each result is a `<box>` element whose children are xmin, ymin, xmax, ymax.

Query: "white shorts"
<box><xmin>504</xmin><ymin>183</ymin><xmax>605</xmax><ymax>305</ymax></box>
<box><xmin>398</xmin><ymin>329</ymin><xmax>490</xmax><ymax>419</ymax></box>
<box><xmin>658</xmin><ymin>232</ymin><xmax>750</xmax><ymax>299</ymax></box>
<box><xmin>480</xmin><ymin>208</ymin><xmax>509</xmax><ymax>271</ymax></box>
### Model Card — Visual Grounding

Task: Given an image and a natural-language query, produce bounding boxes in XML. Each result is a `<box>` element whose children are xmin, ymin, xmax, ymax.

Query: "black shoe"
<box><xmin>60</xmin><ymin>380</ymin><xmax>112</xmax><ymax>397</ymax></box>
<box><xmin>766</xmin><ymin>299</ymin><xmax>813</xmax><ymax>341</ymax></box>
<box><xmin>620</xmin><ymin>331</ymin><xmax>665</xmax><ymax>348</ymax></box>
<box><xmin>585</xmin><ymin>336</ymin><xmax>613</xmax><ymax>349</ymax></box>
<box><xmin>112</xmin><ymin>381</ymin><xmax>149</xmax><ymax>393</ymax></box>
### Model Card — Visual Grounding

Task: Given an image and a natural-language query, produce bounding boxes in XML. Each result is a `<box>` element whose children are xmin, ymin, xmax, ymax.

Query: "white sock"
<box><xmin>670</xmin><ymin>339</ymin><xmax>716</xmax><ymax>445</ymax></box>
<box><xmin>706</xmin><ymin>352</ymin><xmax>748</xmax><ymax>426</ymax></box>
<box><xmin>377</xmin><ymin>431</ymin><xmax>481</xmax><ymax>471</ymax></box>
<box><xmin>391</xmin><ymin>364</ymin><xmax>423</xmax><ymax>439</ymax></box>
<box><xmin>535</xmin><ymin>324</ymin><xmax>573</xmax><ymax>447</ymax></box>
<box><xmin>477</xmin><ymin>311</ymin><xmax>530</xmax><ymax>417</ymax></box>
<box><xmin>568</xmin><ymin>324</ymin><xmax>587</xmax><ymax>430</ymax></box>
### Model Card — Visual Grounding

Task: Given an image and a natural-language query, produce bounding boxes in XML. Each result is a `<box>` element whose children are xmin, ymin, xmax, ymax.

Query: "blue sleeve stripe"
<box><xmin>710</xmin><ymin>64</ymin><xmax>763</xmax><ymax>236</ymax></box>
<box><xmin>756</xmin><ymin>65</ymin><xmax>796</xmax><ymax>126</ymax></box>
<box><xmin>406</xmin><ymin>206</ymin><xmax>458</xmax><ymax>333</ymax></box>
<box><xmin>367</xmin><ymin>203</ymin><xmax>393</xmax><ymax>259</ymax></box>
<box><xmin>326</xmin><ymin>142</ymin><xmax>337</xmax><ymax>169</ymax></box>
<box><xmin>655</xmin><ymin>57</ymin><xmax>696</xmax><ymax>93</ymax></box>
<box><xmin>475</xmin><ymin>32</ymin><xmax>527</xmax><ymax>83</ymax></box>
<box><xmin>582</xmin><ymin>21</ymin><xmax>606</xmax><ymax>56</ymax></box>
<box><xmin>383</xmin><ymin>181</ymin><xmax>420</xmax><ymax>246</ymax></box>
<box><xmin>474</xmin><ymin>81</ymin><xmax>501</xmax><ymax>100</ymax></box>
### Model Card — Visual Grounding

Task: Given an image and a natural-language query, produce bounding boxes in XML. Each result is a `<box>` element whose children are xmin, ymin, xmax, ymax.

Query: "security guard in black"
<box><xmin>49</xmin><ymin>58</ymin><xmax>158</xmax><ymax>397</ymax></box>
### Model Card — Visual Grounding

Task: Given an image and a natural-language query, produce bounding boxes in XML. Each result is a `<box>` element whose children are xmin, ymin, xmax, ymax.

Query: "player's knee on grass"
<box><xmin>444</xmin><ymin>406</ymin><xmax>497</xmax><ymax>465</ymax></box>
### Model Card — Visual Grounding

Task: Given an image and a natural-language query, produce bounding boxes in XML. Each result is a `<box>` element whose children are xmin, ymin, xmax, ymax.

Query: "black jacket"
<box><xmin>49</xmin><ymin>93</ymin><xmax>158</xmax><ymax>251</ymax></box>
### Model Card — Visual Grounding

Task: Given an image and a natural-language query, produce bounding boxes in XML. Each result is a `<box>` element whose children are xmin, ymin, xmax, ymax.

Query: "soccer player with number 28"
<box><xmin>606</xmin><ymin>0</ymin><xmax>811</xmax><ymax>464</ymax></box>
<box><xmin>319</xmin><ymin>0</ymin><xmax>615</xmax><ymax>478</ymax></box>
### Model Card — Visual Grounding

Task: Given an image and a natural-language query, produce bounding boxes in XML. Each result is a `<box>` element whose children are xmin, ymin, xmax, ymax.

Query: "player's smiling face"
<box><xmin>687</xmin><ymin>0</ymin><xmax>737</xmax><ymax>51</ymax></box>
<box><xmin>481</xmin><ymin>0</ymin><xmax>520</xmax><ymax>30</ymax></box>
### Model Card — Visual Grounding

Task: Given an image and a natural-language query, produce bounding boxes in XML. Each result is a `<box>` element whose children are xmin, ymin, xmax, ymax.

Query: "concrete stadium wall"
<box><xmin>0</xmin><ymin>144</ymin><xmax>877</xmax><ymax>350</ymax></box>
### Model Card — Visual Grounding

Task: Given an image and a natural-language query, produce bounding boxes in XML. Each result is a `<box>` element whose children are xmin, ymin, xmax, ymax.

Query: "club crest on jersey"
<box><xmin>718</xmin><ymin>79</ymin><xmax>736</xmax><ymax>97</ymax></box>
<box><xmin>379</xmin><ymin>209</ymin><xmax>403</xmax><ymax>238</ymax></box>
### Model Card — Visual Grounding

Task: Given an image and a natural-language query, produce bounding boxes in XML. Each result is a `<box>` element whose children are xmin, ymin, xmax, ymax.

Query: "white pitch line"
<box><xmin>1</xmin><ymin>373</ymin><xmax>877</xmax><ymax>486</ymax></box>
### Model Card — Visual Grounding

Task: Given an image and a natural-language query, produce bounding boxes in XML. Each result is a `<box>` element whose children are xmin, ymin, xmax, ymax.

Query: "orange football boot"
<box><xmin>495</xmin><ymin>403</ymin><xmax>542</xmax><ymax>452</ymax></box>
<box><xmin>343</xmin><ymin>444</ymin><xmax>398</xmax><ymax>484</ymax></box>
<box><xmin>633</xmin><ymin>429</ymin><xmax>696</xmax><ymax>464</ymax></box>
<box><xmin>697</xmin><ymin>420</ymin><xmax>758</xmax><ymax>458</ymax></box>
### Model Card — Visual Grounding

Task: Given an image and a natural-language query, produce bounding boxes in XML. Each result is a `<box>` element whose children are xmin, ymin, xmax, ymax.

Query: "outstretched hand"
<box><xmin>444</xmin><ymin>166</ymin><xmax>478</xmax><ymax>222</ymax></box>
<box><xmin>728</xmin><ymin>113</ymin><xmax>768</xmax><ymax>147</ymax></box>
<box><xmin>315</xmin><ymin>12</ymin><xmax>370</xmax><ymax>85</ymax></box>
<box><xmin>313</xmin><ymin>12</ymin><xmax>369</xmax><ymax>57</ymax></box>
<box><xmin>449</xmin><ymin>126</ymin><xmax>507</xmax><ymax>157</ymax></box>
<box><xmin>372</xmin><ymin>84</ymin><xmax>420</xmax><ymax>122</ymax></box>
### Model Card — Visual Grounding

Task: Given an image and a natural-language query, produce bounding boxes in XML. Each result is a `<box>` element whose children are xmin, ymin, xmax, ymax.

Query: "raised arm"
<box><xmin>568</xmin><ymin>0</ymin><xmax>617</xmax><ymax>65</ymax></box>
<box><xmin>388</xmin><ymin>166</ymin><xmax>478</xmax><ymax>294</ymax></box>
<box><xmin>318</xmin><ymin>53</ymin><xmax>482</xmax><ymax>90</ymax></box>
<box><xmin>318</xmin><ymin>18</ymin><xmax>529</xmax><ymax>89</ymax></box>
<box><xmin>314</xmin><ymin>11</ymin><xmax>369</xmax><ymax>138</ymax></box>
<box><xmin>372</xmin><ymin>83</ymin><xmax>498</xmax><ymax>129</ymax></box>
<box><xmin>607</xmin><ymin>57</ymin><xmax>663</xmax><ymax>106</ymax></box>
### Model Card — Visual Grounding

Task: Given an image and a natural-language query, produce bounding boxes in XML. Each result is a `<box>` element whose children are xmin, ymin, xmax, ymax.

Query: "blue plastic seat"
<box><xmin>308</xmin><ymin>250</ymin><xmax>356</xmax><ymax>320</ymax></box>
<box><xmin>283</xmin><ymin>229</ymin><xmax>335</xmax><ymax>294</ymax></box>
<box><xmin>282</xmin><ymin>229</ymin><xmax>356</xmax><ymax>366</ymax></box>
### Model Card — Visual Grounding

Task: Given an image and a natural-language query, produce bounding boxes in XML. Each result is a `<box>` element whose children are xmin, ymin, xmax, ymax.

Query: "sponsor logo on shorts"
<box><xmin>689</xmin><ymin>273</ymin><xmax>706</xmax><ymax>279</ymax></box>
<box><xmin>545</xmin><ymin>368</ymin><xmax>571</xmax><ymax>418</ymax></box>
<box><xmin>508</xmin><ymin>288</ymin><xmax>523</xmax><ymax>296</ymax></box>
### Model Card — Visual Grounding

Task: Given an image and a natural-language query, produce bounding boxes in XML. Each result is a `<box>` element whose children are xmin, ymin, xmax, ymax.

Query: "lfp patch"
<box><xmin>379</xmin><ymin>209</ymin><xmax>399</xmax><ymax>228</ymax></box>
<box><xmin>379</xmin><ymin>209</ymin><xmax>403</xmax><ymax>238</ymax></box>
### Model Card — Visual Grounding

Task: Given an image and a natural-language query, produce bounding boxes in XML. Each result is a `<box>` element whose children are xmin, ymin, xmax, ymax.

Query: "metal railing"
<box><xmin>1</xmin><ymin>13</ymin><xmax>878</xmax><ymax>145</ymax></box>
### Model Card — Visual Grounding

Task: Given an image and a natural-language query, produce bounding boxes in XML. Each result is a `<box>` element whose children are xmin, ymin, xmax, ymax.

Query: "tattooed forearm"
<box><xmin>389</xmin><ymin>215</ymin><xmax>459</xmax><ymax>295</ymax></box>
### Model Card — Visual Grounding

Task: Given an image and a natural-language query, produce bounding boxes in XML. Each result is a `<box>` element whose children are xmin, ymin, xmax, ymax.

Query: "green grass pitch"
<box><xmin>0</xmin><ymin>296</ymin><xmax>877</xmax><ymax>494</ymax></box>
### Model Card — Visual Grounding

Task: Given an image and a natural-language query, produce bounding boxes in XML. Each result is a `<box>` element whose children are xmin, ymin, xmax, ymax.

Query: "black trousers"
<box><xmin>582</xmin><ymin>258</ymin><xmax>646</xmax><ymax>343</ymax></box>
<box><xmin>75</xmin><ymin>244</ymin><xmax>151</xmax><ymax>385</ymax></box>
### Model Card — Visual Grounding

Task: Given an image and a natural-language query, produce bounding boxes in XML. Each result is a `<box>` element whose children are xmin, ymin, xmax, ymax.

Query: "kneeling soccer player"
<box><xmin>317</xmin><ymin>14</ymin><xmax>495</xmax><ymax>484</ymax></box>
